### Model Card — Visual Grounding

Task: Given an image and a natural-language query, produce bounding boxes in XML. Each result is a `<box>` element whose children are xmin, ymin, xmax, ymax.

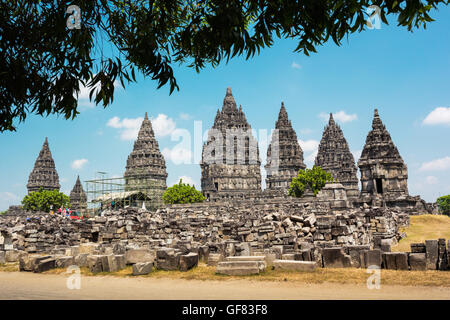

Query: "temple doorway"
<box><xmin>375</xmin><ymin>178</ymin><xmax>383</xmax><ymax>194</ymax></box>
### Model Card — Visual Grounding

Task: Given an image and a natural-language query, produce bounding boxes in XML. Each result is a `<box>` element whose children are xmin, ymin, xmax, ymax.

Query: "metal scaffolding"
<box><xmin>84</xmin><ymin>171</ymin><xmax>165</xmax><ymax>216</ymax></box>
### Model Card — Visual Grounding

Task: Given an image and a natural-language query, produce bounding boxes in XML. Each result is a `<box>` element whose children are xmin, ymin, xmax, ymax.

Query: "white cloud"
<box><xmin>319</xmin><ymin>111</ymin><xmax>357</xmax><ymax>123</ymax></box>
<box><xmin>71</xmin><ymin>158</ymin><xmax>88</xmax><ymax>169</ymax></box>
<box><xmin>152</xmin><ymin>114</ymin><xmax>176</xmax><ymax>137</ymax></box>
<box><xmin>107</xmin><ymin>113</ymin><xmax>177</xmax><ymax>141</ymax></box>
<box><xmin>107</xmin><ymin>116</ymin><xmax>144</xmax><ymax>141</ymax></box>
<box><xmin>299</xmin><ymin>139</ymin><xmax>319</xmax><ymax>153</ymax></box>
<box><xmin>291</xmin><ymin>62</ymin><xmax>302</xmax><ymax>69</ymax></box>
<box><xmin>171</xmin><ymin>176</ymin><xmax>196</xmax><ymax>187</ymax></box>
<box><xmin>299</xmin><ymin>139</ymin><xmax>319</xmax><ymax>167</ymax></box>
<box><xmin>0</xmin><ymin>192</ymin><xmax>19</xmax><ymax>202</ymax></box>
<box><xmin>425</xmin><ymin>176</ymin><xmax>438</xmax><ymax>185</ymax></box>
<box><xmin>305</xmin><ymin>150</ymin><xmax>318</xmax><ymax>164</ymax></box>
<box><xmin>352</xmin><ymin>150</ymin><xmax>362</xmax><ymax>162</ymax></box>
<box><xmin>0</xmin><ymin>192</ymin><xmax>20</xmax><ymax>211</ymax></box>
<box><xmin>419</xmin><ymin>156</ymin><xmax>450</xmax><ymax>171</ymax></box>
<box><xmin>179</xmin><ymin>112</ymin><xmax>192</xmax><ymax>120</ymax></box>
<box><xmin>162</xmin><ymin>147</ymin><xmax>192</xmax><ymax>165</ymax></box>
<box><xmin>423</xmin><ymin>107</ymin><xmax>450</xmax><ymax>126</ymax></box>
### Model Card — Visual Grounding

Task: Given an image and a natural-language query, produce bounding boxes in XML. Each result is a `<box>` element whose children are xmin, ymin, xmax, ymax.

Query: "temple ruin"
<box><xmin>26</xmin><ymin>137</ymin><xmax>60</xmax><ymax>194</ymax></box>
<box><xmin>69</xmin><ymin>176</ymin><xmax>87</xmax><ymax>212</ymax></box>
<box><xmin>2</xmin><ymin>88</ymin><xmax>445</xmax><ymax>277</ymax></box>
<box><xmin>358</xmin><ymin>109</ymin><xmax>408</xmax><ymax>197</ymax></box>
<box><xmin>265</xmin><ymin>102</ymin><xmax>306</xmax><ymax>192</ymax></box>
<box><xmin>200</xmin><ymin>87</ymin><xmax>262</xmax><ymax>201</ymax></box>
<box><xmin>123</xmin><ymin>112</ymin><xmax>168</xmax><ymax>208</ymax></box>
<box><xmin>315</xmin><ymin>113</ymin><xmax>359</xmax><ymax>198</ymax></box>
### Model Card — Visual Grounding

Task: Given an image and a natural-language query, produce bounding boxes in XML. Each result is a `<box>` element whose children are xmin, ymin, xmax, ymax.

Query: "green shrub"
<box><xmin>163</xmin><ymin>179</ymin><xmax>205</xmax><ymax>204</ymax></box>
<box><xmin>437</xmin><ymin>195</ymin><xmax>450</xmax><ymax>216</ymax></box>
<box><xmin>0</xmin><ymin>210</ymin><xmax>6</xmax><ymax>215</ymax></box>
<box><xmin>289</xmin><ymin>166</ymin><xmax>334</xmax><ymax>197</ymax></box>
<box><xmin>22</xmin><ymin>188</ymin><xmax>70</xmax><ymax>212</ymax></box>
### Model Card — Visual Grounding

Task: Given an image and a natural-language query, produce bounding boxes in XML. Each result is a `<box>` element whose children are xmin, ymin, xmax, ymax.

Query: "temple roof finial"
<box><xmin>371</xmin><ymin>108</ymin><xmax>383</xmax><ymax>129</ymax></box>
<box><xmin>278</xmin><ymin>102</ymin><xmax>288</xmax><ymax>121</ymax></box>
<box><xmin>144</xmin><ymin>112</ymin><xmax>148</xmax><ymax>120</ymax></box>
<box><xmin>226</xmin><ymin>87</ymin><xmax>232</xmax><ymax>96</ymax></box>
<box><xmin>329</xmin><ymin>113</ymin><xmax>335</xmax><ymax>125</ymax></box>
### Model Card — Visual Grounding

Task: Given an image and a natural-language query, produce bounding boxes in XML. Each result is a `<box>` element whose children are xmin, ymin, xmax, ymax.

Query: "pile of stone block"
<box><xmin>0</xmin><ymin>197</ymin><xmax>410</xmax><ymax>255</ymax></box>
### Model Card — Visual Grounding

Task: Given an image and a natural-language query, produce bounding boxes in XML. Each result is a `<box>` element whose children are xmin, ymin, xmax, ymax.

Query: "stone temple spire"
<box><xmin>315</xmin><ymin>113</ymin><xmax>359</xmax><ymax>197</ymax></box>
<box><xmin>124</xmin><ymin>113</ymin><xmax>168</xmax><ymax>208</ymax></box>
<box><xmin>201</xmin><ymin>87</ymin><xmax>261</xmax><ymax>200</ymax></box>
<box><xmin>265</xmin><ymin>102</ymin><xmax>306</xmax><ymax>191</ymax></box>
<box><xmin>358</xmin><ymin>109</ymin><xmax>408</xmax><ymax>196</ymax></box>
<box><xmin>69</xmin><ymin>176</ymin><xmax>87</xmax><ymax>212</ymax></box>
<box><xmin>27</xmin><ymin>137</ymin><xmax>60</xmax><ymax>194</ymax></box>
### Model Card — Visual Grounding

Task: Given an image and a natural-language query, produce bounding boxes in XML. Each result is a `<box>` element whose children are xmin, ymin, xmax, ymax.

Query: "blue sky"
<box><xmin>1</xmin><ymin>7</ymin><xmax>450</xmax><ymax>210</ymax></box>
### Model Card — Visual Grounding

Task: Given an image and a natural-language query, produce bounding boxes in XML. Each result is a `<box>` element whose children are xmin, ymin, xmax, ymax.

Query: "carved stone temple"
<box><xmin>19</xmin><ymin>91</ymin><xmax>433</xmax><ymax>216</ymax></box>
<box><xmin>124</xmin><ymin>112</ymin><xmax>168</xmax><ymax>207</ymax></box>
<box><xmin>200</xmin><ymin>87</ymin><xmax>262</xmax><ymax>200</ymax></box>
<box><xmin>358</xmin><ymin>109</ymin><xmax>409</xmax><ymax>198</ymax></box>
<box><xmin>265</xmin><ymin>102</ymin><xmax>306</xmax><ymax>192</ymax></box>
<box><xmin>69</xmin><ymin>176</ymin><xmax>87</xmax><ymax>212</ymax></box>
<box><xmin>315</xmin><ymin>113</ymin><xmax>359</xmax><ymax>198</ymax></box>
<box><xmin>26</xmin><ymin>137</ymin><xmax>60</xmax><ymax>194</ymax></box>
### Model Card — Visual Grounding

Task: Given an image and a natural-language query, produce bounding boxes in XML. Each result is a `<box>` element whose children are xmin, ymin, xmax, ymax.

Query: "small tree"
<box><xmin>437</xmin><ymin>195</ymin><xmax>450</xmax><ymax>216</ymax></box>
<box><xmin>22</xmin><ymin>188</ymin><xmax>70</xmax><ymax>212</ymax></box>
<box><xmin>163</xmin><ymin>179</ymin><xmax>205</xmax><ymax>204</ymax></box>
<box><xmin>289</xmin><ymin>166</ymin><xmax>334</xmax><ymax>198</ymax></box>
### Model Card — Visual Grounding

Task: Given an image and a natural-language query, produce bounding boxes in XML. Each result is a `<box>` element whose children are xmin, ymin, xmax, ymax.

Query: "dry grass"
<box><xmin>393</xmin><ymin>214</ymin><xmax>450</xmax><ymax>252</ymax></box>
<box><xmin>16</xmin><ymin>262</ymin><xmax>449</xmax><ymax>287</ymax></box>
<box><xmin>0</xmin><ymin>263</ymin><xmax>20</xmax><ymax>272</ymax></box>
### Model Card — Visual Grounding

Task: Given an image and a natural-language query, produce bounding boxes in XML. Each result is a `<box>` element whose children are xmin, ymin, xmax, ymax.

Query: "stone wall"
<box><xmin>0</xmin><ymin>194</ymin><xmax>408</xmax><ymax>255</ymax></box>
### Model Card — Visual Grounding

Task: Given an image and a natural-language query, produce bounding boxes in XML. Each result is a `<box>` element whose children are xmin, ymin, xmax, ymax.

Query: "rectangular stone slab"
<box><xmin>322</xmin><ymin>248</ymin><xmax>351</xmax><ymax>268</ymax></box>
<box><xmin>125</xmin><ymin>249</ymin><xmax>154</xmax><ymax>265</ymax></box>
<box><xmin>132</xmin><ymin>262</ymin><xmax>153</xmax><ymax>275</ymax></box>
<box><xmin>425</xmin><ymin>240</ymin><xmax>439</xmax><ymax>270</ymax></box>
<box><xmin>409</xmin><ymin>253</ymin><xmax>426</xmax><ymax>271</ymax></box>
<box><xmin>272</xmin><ymin>260</ymin><xmax>316</xmax><ymax>272</ymax></box>
<box><xmin>216</xmin><ymin>266</ymin><xmax>260</xmax><ymax>276</ymax></box>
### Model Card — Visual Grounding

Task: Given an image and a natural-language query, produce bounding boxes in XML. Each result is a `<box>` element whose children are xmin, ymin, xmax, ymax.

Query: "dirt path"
<box><xmin>0</xmin><ymin>272</ymin><xmax>449</xmax><ymax>300</ymax></box>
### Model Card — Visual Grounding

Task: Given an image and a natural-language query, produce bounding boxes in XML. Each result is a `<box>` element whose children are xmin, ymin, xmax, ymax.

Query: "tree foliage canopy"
<box><xmin>437</xmin><ymin>195</ymin><xmax>450</xmax><ymax>216</ymax></box>
<box><xmin>1</xmin><ymin>0</ymin><xmax>448</xmax><ymax>131</ymax></box>
<box><xmin>289</xmin><ymin>166</ymin><xmax>334</xmax><ymax>197</ymax></box>
<box><xmin>21</xmin><ymin>188</ymin><xmax>70</xmax><ymax>212</ymax></box>
<box><xmin>163</xmin><ymin>179</ymin><xmax>205</xmax><ymax>204</ymax></box>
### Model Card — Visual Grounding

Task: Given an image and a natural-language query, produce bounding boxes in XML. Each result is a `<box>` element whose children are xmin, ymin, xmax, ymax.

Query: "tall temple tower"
<box><xmin>315</xmin><ymin>113</ymin><xmax>359</xmax><ymax>197</ymax></box>
<box><xmin>358</xmin><ymin>109</ymin><xmax>408</xmax><ymax>196</ymax></box>
<box><xmin>200</xmin><ymin>87</ymin><xmax>261</xmax><ymax>200</ymax></box>
<box><xmin>27</xmin><ymin>137</ymin><xmax>60</xmax><ymax>194</ymax></box>
<box><xmin>69</xmin><ymin>176</ymin><xmax>87</xmax><ymax>212</ymax></box>
<box><xmin>265</xmin><ymin>102</ymin><xmax>305</xmax><ymax>191</ymax></box>
<box><xmin>124</xmin><ymin>112</ymin><xmax>168</xmax><ymax>206</ymax></box>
